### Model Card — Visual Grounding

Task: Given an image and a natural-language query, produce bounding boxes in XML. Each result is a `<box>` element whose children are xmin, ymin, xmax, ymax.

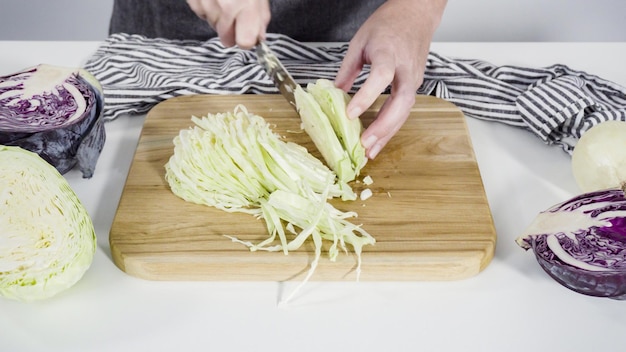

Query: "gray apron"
<box><xmin>109</xmin><ymin>0</ymin><xmax>386</xmax><ymax>42</ymax></box>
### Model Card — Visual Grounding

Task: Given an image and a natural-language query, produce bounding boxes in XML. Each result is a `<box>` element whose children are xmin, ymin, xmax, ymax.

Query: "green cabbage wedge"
<box><xmin>294</xmin><ymin>79</ymin><xmax>367</xmax><ymax>184</ymax></box>
<box><xmin>0</xmin><ymin>145</ymin><xmax>96</xmax><ymax>301</ymax></box>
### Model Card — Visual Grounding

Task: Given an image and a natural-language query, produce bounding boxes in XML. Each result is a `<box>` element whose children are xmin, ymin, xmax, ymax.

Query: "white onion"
<box><xmin>571</xmin><ymin>120</ymin><xmax>626</xmax><ymax>192</ymax></box>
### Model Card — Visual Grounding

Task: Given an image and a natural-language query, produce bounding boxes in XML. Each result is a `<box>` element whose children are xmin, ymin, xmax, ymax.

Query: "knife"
<box><xmin>256</xmin><ymin>40</ymin><xmax>299</xmax><ymax>109</ymax></box>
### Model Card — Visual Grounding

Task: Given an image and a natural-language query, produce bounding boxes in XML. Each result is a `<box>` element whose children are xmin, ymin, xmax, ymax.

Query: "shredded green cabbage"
<box><xmin>295</xmin><ymin>79</ymin><xmax>367</xmax><ymax>183</ymax></box>
<box><xmin>164</xmin><ymin>105</ymin><xmax>375</xmax><ymax>295</ymax></box>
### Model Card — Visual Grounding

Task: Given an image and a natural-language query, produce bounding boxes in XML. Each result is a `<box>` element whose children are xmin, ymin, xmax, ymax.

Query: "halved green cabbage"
<box><xmin>0</xmin><ymin>145</ymin><xmax>96</xmax><ymax>301</ymax></box>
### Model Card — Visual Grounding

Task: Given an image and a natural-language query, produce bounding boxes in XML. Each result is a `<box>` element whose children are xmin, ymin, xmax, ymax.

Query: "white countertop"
<box><xmin>2</xmin><ymin>41</ymin><xmax>626</xmax><ymax>352</ymax></box>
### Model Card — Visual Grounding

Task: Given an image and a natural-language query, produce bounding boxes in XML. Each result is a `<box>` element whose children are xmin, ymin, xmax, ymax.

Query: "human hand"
<box><xmin>186</xmin><ymin>0</ymin><xmax>270</xmax><ymax>49</ymax></box>
<box><xmin>335</xmin><ymin>0</ymin><xmax>447</xmax><ymax>159</ymax></box>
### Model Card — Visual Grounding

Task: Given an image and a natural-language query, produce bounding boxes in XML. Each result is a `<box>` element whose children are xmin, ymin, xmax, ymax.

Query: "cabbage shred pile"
<box><xmin>165</xmin><ymin>105</ymin><xmax>375</xmax><ymax>285</ymax></box>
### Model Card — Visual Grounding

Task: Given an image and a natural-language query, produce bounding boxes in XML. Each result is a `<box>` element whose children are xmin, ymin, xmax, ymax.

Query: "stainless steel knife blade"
<box><xmin>256</xmin><ymin>40</ymin><xmax>299</xmax><ymax>109</ymax></box>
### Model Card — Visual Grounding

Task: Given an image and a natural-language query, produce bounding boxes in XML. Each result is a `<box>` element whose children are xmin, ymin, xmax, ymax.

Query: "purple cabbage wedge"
<box><xmin>516</xmin><ymin>188</ymin><xmax>626</xmax><ymax>299</ymax></box>
<box><xmin>0</xmin><ymin>64</ymin><xmax>105</xmax><ymax>178</ymax></box>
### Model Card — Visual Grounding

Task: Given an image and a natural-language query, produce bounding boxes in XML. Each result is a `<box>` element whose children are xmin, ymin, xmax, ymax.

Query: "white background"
<box><xmin>2</xmin><ymin>1</ymin><xmax>626</xmax><ymax>350</ymax></box>
<box><xmin>0</xmin><ymin>0</ymin><xmax>625</xmax><ymax>41</ymax></box>
<box><xmin>2</xmin><ymin>40</ymin><xmax>626</xmax><ymax>352</ymax></box>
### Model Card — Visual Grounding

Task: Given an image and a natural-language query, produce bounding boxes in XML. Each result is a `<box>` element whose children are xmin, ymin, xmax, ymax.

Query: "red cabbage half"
<box><xmin>0</xmin><ymin>64</ymin><xmax>105</xmax><ymax>178</ymax></box>
<box><xmin>516</xmin><ymin>188</ymin><xmax>626</xmax><ymax>299</ymax></box>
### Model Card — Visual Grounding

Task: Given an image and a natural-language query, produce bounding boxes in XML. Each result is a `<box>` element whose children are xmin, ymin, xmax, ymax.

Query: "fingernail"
<box><xmin>362</xmin><ymin>135</ymin><xmax>377</xmax><ymax>150</ymax></box>
<box><xmin>368</xmin><ymin>143</ymin><xmax>382</xmax><ymax>159</ymax></box>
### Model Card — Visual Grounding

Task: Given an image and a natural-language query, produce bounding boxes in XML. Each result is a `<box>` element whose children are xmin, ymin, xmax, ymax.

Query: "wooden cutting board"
<box><xmin>110</xmin><ymin>94</ymin><xmax>496</xmax><ymax>281</ymax></box>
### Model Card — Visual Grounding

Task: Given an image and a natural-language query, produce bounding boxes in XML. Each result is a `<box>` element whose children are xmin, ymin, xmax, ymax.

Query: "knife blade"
<box><xmin>256</xmin><ymin>40</ymin><xmax>299</xmax><ymax>109</ymax></box>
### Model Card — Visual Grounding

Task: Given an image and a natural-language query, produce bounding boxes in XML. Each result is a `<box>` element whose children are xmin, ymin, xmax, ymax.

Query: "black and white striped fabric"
<box><xmin>420</xmin><ymin>54</ymin><xmax>626</xmax><ymax>152</ymax></box>
<box><xmin>84</xmin><ymin>33</ymin><xmax>626</xmax><ymax>154</ymax></box>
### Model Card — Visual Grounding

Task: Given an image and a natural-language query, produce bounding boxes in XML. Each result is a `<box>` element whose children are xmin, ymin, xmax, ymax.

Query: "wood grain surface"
<box><xmin>110</xmin><ymin>94</ymin><xmax>496</xmax><ymax>281</ymax></box>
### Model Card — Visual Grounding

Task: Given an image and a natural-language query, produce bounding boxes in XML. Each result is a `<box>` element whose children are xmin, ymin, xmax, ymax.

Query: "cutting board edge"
<box><xmin>109</xmin><ymin>241</ymin><xmax>496</xmax><ymax>282</ymax></box>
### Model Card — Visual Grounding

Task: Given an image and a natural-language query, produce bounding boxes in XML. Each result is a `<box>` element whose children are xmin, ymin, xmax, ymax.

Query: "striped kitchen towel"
<box><xmin>84</xmin><ymin>33</ymin><xmax>626</xmax><ymax>154</ymax></box>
